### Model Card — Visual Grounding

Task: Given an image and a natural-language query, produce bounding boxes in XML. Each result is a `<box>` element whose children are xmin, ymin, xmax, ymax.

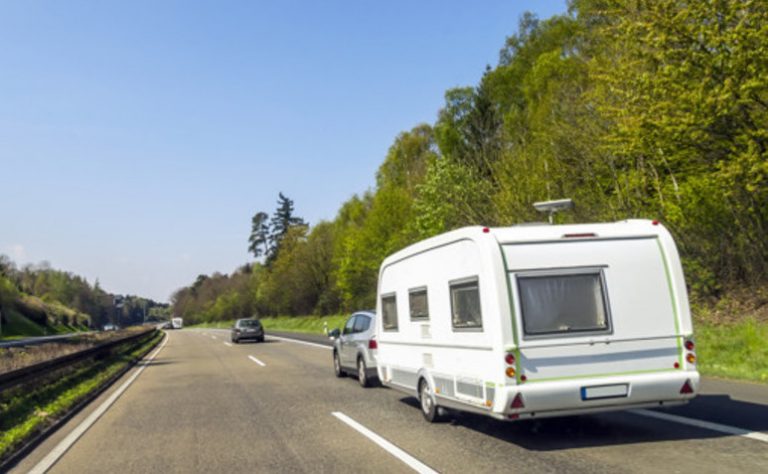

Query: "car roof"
<box><xmin>353</xmin><ymin>310</ymin><xmax>375</xmax><ymax>318</ymax></box>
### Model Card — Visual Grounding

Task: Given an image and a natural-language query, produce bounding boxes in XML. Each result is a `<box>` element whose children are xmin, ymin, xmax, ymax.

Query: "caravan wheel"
<box><xmin>418</xmin><ymin>379</ymin><xmax>441</xmax><ymax>422</ymax></box>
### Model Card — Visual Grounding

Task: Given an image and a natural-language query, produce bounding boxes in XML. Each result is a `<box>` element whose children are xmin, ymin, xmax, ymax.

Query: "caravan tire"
<box><xmin>419</xmin><ymin>379</ymin><xmax>442</xmax><ymax>423</ymax></box>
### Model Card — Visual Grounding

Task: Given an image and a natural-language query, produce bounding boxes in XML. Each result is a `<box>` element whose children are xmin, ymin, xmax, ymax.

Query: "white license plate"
<box><xmin>581</xmin><ymin>384</ymin><xmax>629</xmax><ymax>400</ymax></box>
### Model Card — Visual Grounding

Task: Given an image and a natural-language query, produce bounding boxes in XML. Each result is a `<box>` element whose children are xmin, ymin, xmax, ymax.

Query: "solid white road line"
<box><xmin>332</xmin><ymin>412</ymin><xmax>437</xmax><ymax>474</ymax></box>
<box><xmin>632</xmin><ymin>409</ymin><xmax>768</xmax><ymax>444</ymax></box>
<box><xmin>224</xmin><ymin>342</ymin><xmax>232</xmax><ymax>347</ymax></box>
<box><xmin>248</xmin><ymin>355</ymin><xmax>266</xmax><ymax>367</ymax></box>
<box><xmin>29</xmin><ymin>333</ymin><xmax>170</xmax><ymax>474</ymax></box>
<box><xmin>266</xmin><ymin>334</ymin><xmax>332</xmax><ymax>351</ymax></box>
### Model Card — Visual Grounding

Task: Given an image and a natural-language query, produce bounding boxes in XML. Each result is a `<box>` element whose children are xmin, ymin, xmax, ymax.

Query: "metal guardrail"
<box><xmin>0</xmin><ymin>332</ymin><xmax>97</xmax><ymax>349</ymax></box>
<box><xmin>0</xmin><ymin>328</ymin><xmax>157</xmax><ymax>392</ymax></box>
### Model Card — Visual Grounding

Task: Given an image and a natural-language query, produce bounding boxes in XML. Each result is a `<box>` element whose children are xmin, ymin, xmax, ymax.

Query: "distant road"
<box><xmin>12</xmin><ymin>329</ymin><xmax>768</xmax><ymax>473</ymax></box>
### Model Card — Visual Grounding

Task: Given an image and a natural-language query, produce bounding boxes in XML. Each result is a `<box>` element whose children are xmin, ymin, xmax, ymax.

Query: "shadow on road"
<box><xmin>398</xmin><ymin>393</ymin><xmax>768</xmax><ymax>451</ymax></box>
<box><xmin>232</xmin><ymin>339</ymin><xmax>277</xmax><ymax>345</ymax></box>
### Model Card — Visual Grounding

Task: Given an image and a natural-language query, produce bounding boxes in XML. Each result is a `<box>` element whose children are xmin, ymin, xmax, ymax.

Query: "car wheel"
<box><xmin>333</xmin><ymin>351</ymin><xmax>345</xmax><ymax>378</ymax></box>
<box><xmin>232</xmin><ymin>337</ymin><xmax>238</xmax><ymax>344</ymax></box>
<box><xmin>257</xmin><ymin>336</ymin><xmax>265</xmax><ymax>343</ymax></box>
<box><xmin>419</xmin><ymin>379</ymin><xmax>442</xmax><ymax>422</ymax></box>
<box><xmin>357</xmin><ymin>357</ymin><xmax>370</xmax><ymax>388</ymax></box>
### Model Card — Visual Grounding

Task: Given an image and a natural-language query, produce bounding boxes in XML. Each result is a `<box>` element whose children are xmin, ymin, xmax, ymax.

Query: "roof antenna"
<box><xmin>533</xmin><ymin>198</ymin><xmax>574</xmax><ymax>224</ymax></box>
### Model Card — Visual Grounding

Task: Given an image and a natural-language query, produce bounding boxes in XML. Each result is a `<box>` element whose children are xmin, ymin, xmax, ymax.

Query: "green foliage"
<box><xmin>696</xmin><ymin>319</ymin><xmax>768</xmax><ymax>383</ymax></box>
<box><xmin>175</xmin><ymin>1</ymin><xmax>768</xmax><ymax>338</ymax></box>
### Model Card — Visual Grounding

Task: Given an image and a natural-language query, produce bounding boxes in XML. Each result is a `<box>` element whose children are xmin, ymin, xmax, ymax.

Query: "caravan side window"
<box><xmin>450</xmin><ymin>278</ymin><xmax>482</xmax><ymax>330</ymax></box>
<box><xmin>381</xmin><ymin>293</ymin><xmax>398</xmax><ymax>331</ymax></box>
<box><xmin>409</xmin><ymin>287</ymin><xmax>429</xmax><ymax>320</ymax></box>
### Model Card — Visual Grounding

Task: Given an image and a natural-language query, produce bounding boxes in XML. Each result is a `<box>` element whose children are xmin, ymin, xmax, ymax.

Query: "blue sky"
<box><xmin>1</xmin><ymin>1</ymin><xmax>567</xmax><ymax>302</ymax></box>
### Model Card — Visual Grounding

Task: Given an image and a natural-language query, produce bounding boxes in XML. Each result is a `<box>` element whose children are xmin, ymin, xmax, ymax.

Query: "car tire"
<box><xmin>257</xmin><ymin>336</ymin><xmax>265</xmax><ymax>343</ymax></box>
<box><xmin>333</xmin><ymin>351</ymin><xmax>345</xmax><ymax>378</ymax></box>
<box><xmin>232</xmin><ymin>337</ymin><xmax>238</xmax><ymax>344</ymax></box>
<box><xmin>419</xmin><ymin>379</ymin><xmax>442</xmax><ymax>423</ymax></box>
<box><xmin>357</xmin><ymin>357</ymin><xmax>370</xmax><ymax>388</ymax></box>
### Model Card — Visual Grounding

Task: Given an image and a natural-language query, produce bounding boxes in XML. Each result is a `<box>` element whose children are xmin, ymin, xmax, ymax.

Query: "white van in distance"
<box><xmin>374</xmin><ymin>220</ymin><xmax>699</xmax><ymax>422</ymax></box>
<box><xmin>171</xmin><ymin>317</ymin><xmax>183</xmax><ymax>329</ymax></box>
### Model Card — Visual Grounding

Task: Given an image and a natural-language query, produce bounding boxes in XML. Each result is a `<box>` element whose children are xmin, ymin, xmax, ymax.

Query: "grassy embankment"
<box><xmin>193</xmin><ymin>314</ymin><xmax>349</xmax><ymax>335</ymax></box>
<box><xmin>0</xmin><ymin>330</ymin><xmax>163</xmax><ymax>463</ymax></box>
<box><xmin>1</xmin><ymin>295</ymin><xmax>90</xmax><ymax>340</ymax></box>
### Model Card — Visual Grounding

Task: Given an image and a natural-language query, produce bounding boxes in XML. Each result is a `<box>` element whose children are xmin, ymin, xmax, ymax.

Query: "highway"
<box><xmin>11</xmin><ymin>329</ymin><xmax>768</xmax><ymax>473</ymax></box>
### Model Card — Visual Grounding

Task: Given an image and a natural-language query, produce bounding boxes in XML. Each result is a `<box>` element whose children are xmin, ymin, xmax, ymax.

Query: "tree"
<box><xmin>267</xmin><ymin>192</ymin><xmax>305</xmax><ymax>265</ymax></box>
<box><xmin>248</xmin><ymin>211</ymin><xmax>269</xmax><ymax>258</ymax></box>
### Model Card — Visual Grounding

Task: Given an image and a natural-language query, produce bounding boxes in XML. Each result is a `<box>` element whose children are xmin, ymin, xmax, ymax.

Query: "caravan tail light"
<box><xmin>510</xmin><ymin>393</ymin><xmax>525</xmax><ymax>409</ymax></box>
<box><xmin>685</xmin><ymin>340</ymin><xmax>695</xmax><ymax>351</ymax></box>
<box><xmin>504</xmin><ymin>353</ymin><xmax>515</xmax><ymax>365</ymax></box>
<box><xmin>505</xmin><ymin>367</ymin><xmax>516</xmax><ymax>378</ymax></box>
<box><xmin>686</xmin><ymin>353</ymin><xmax>696</xmax><ymax>364</ymax></box>
<box><xmin>680</xmin><ymin>379</ymin><xmax>694</xmax><ymax>394</ymax></box>
<box><xmin>368</xmin><ymin>338</ymin><xmax>378</xmax><ymax>350</ymax></box>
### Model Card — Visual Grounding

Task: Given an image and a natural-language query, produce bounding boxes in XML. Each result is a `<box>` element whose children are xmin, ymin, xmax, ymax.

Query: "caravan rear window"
<box><xmin>381</xmin><ymin>294</ymin><xmax>398</xmax><ymax>331</ymax></box>
<box><xmin>517</xmin><ymin>270</ymin><xmax>611</xmax><ymax>337</ymax></box>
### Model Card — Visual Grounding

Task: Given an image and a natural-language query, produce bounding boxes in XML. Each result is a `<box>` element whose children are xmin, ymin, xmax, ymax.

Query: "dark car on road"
<box><xmin>231</xmin><ymin>319</ymin><xmax>265</xmax><ymax>343</ymax></box>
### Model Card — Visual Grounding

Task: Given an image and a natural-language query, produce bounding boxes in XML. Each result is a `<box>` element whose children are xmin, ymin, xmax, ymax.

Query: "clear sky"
<box><xmin>1</xmin><ymin>1</ymin><xmax>567</xmax><ymax>302</ymax></box>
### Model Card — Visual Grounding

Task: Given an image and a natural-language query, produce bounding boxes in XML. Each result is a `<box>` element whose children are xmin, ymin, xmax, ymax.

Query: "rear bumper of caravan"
<box><xmin>493</xmin><ymin>370</ymin><xmax>700</xmax><ymax>421</ymax></box>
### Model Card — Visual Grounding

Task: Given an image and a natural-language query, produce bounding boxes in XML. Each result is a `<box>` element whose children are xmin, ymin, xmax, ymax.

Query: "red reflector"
<box><xmin>482</xmin><ymin>227</ymin><xmax>490</xmax><ymax>233</ymax></box>
<box><xmin>674</xmin><ymin>362</ymin><xmax>680</xmax><ymax>369</ymax></box>
<box><xmin>680</xmin><ymin>379</ymin><xmax>694</xmax><ymax>394</ymax></box>
<box><xmin>652</xmin><ymin>220</ymin><xmax>660</xmax><ymax>225</ymax></box>
<box><xmin>684</xmin><ymin>340</ymin><xmax>695</xmax><ymax>351</ymax></box>
<box><xmin>520</xmin><ymin>375</ymin><xmax>527</xmax><ymax>382</ymax></box>
<box><xmin>504</xmin><ymin>353</ymin><xmax>515</xmax><ymax>365</ymax></box>
<box><xmin>563</xmin><ymin>233</ymin><xmax>596</xmax><ymax>238</ymax></box>
<box><xmin>368</xmin><ymin>338</ymin><xmax>378</xmax><ymax>349</ymax></box>
<box><xmin>510</xmin><ymin>393</ymin><xmax>525</xmax><ymax>409</ymax></box>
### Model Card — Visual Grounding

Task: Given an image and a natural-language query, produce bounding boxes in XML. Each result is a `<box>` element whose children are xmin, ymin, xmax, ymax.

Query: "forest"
<box><xmin>0</xmin><ymin>255</ymin><xmax>168</xmax><ymax>335</ymax></box>
<box><xmin>172</xmin><ymin>0</ymin><xmax>768</xmax><ymax>325</ymax></box>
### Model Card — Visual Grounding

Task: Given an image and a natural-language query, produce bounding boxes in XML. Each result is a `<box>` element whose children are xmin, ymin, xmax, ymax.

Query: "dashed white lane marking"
<box><xmin>29</xmin><ymin>333</ymin><xmax>169</xmax><ymax>474</ymax></box>
<box><xmin>332</xmin><ymin>412</ymin><xmax>437</xmax><ymax>474</ymax></box>
<box><xmin>632</xmin><ymin>409</ymin><xmax>768</xmax><ymax>443</ymax></box>
<box><xmin>211</xmin><ymin>335</ymin><xmax>217</xmax><ymax>340</ymax></box>
<box><xmin>224</xmin><ymin>342</ymin><xmax>232</xmax><ymax>347</ymax></box>
<box><xmin>248</xmin><ymin>355</ymin><xmax>266</xmax><ymax>367</ymax></box>
<box><xmin>266</xmin><ymin>334</ymin><xmax>332</xmax><ymax>351</ymax></box>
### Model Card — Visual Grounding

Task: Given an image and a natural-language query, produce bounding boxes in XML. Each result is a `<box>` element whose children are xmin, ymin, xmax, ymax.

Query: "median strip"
<box><xmin>248</xmin><ymin>356</ymin><xmax>266</xmax><ymax>367</ymax></box>
<box><xmin>632</xmin><ymin>409</ymin><xmax>768</xmax><ymax>444</ymax></box>
<box><xmin>332</xmin><ymin>412</ymin><xmax>437</xmax><ymax>474</ymax></box>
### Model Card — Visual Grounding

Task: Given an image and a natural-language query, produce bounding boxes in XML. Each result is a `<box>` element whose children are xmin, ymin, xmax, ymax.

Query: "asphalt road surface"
<box><xmin>12</xmin><ymin>329</ymin><xmax>768</xmax><ymax>473</ymax></box>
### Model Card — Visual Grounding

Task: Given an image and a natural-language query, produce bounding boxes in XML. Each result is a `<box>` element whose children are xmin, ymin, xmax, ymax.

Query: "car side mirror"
<box><xmin>328</xmin><ymin>328</ymin><xmax>340</xmax><ymax>339</ymax></box>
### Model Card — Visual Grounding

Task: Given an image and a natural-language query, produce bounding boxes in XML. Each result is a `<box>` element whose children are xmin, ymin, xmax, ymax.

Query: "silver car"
<box><xmin>330</xmin><ymin>311</ymin><xmax>377</xmax><ymax>387</ymax></box>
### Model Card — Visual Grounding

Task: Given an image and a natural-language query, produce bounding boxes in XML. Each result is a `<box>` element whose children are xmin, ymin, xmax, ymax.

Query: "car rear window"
<box><xmin>239</xmin><ymin>320</ymin><xmax>261</xmax><ymax>328</ymax></box>
<box><xmin>517</xmin><ymin>270</ymin><xmax>610</xmax><ymax>337</ymax></box>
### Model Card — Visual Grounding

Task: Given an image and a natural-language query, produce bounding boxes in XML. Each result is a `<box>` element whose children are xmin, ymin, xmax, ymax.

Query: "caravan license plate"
<box><xmin>581</xmin><ymin>384</ymin><xmax>629</xmax><ymax>401</ymax></box>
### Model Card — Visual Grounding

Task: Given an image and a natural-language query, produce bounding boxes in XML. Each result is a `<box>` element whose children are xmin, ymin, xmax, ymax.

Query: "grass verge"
<box><xmin>193</xmin><ymin>314</ymin><xmax>349</xmax><ymax>334</ymax></box>
<box><xmin>695</xmin><ymin>318</ymin><xmax>768</xmax><ymax>383</ymax></box>
<box><xmin>0</xmin><ymin>330</ymin><xmax>163</xmax><ymax>463</ymax></box>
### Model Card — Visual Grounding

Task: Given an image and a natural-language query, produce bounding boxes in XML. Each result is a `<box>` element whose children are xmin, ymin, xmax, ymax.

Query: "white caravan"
<box><xmin>375</xmin><ymin>220</ymin><xmax>699</xmax><ymax>422</ymax></box>
<box><xmin>171</xmin><ymin>317</ymin><xmax>183</xmax><ymax>329</ymax></box>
